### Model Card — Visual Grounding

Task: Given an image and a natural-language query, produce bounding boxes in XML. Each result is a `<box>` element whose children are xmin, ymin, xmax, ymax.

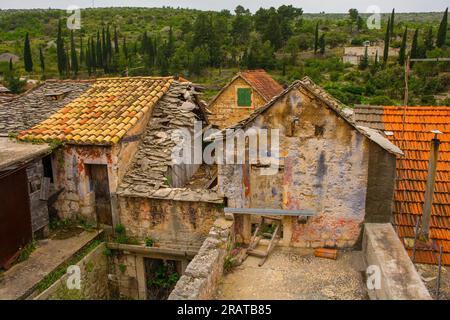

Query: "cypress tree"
<box><xmin>56</xmin><ymin>19</ymin><xmax>65</xmax><ymax>76</ymax></box>
<box><xmin>411</xmin><ymin>28</ymin><xmax>419</xmax><ymax>59</ymax></box>
<box><xmin>314</xmin><ymin>22</ymin><xmax>319</xmax><ymax>54</ymax></box>
<box><xmin>319</xmin><ymin>34</ymin><xmax>325</xmax><ymax>55</ymax></box>
<box><xmin>398</xmin><ymin>27</ymin><xmax>408</xmax><ymax>65</ymax></box>
<box><xmin>91</xmin><ymin>36</ymin><xmax>96</xmax><ymax>71</ymax></box>
<box><xmin>106</xmin><ymin>26</ymin><xmax>112</xmax><ymax>63</ymax></box>
<box><xmin>65</xmin><ymin>47</ymin><xmax>70</xmax><ymax>76</ymax></box>
<box><xmin>167</xmin><ymin>26</ymin><xmax>175</xmax><ymax>58</ymax></box>
<box><xmin>9</xmin><ymin>57</ymin><xmax>13</xmax><ymax>72</ymax></box>
<box><xmin>39</xmin><ymin>46</ymin><xmax>45</xmax><ymax>74</ymax></box>
<box><xmin>96</xmin><ymin>30</ymin><xmax>103</xmax><ymax>68</ymax></box>
<box><xmin>359</xmin><ymin>46</ymin><xmax>369</xmax><ymax>69</ymax></box>
<box><xmin>424</xmin><ymin>27</ymin><xmax>434</xmax><ymax>51</ymax></box>
<box><xmin>102</xmin><ymin>27</ymin><xmax>107</xmax><ymax>70</ymax></box>
<box><xmin>114</xmin><ymin>26</ymin><xmax>119</xmax><ymax>54</ymax></box>
<box><xmin>436</xmin><ymin>8</ymin><xmax>448</xmax><ymax>48</ymax></box>
<box><xmin>383</xmin><ymin>18</ymin><xmax>391</xmax><ymax>64</ymax></box>
<box><xmin>390</xmin><ymin>9</ymin><xmax>395</xmax><ymax>37</ymax></box>
<box><xmin>123</xmin><ymin>37</ymin><xmax>128</xmax><ymax>60</ymax></box>
<box><xmin>70</xmin><ymin>30</ymin><xmax>78</xmax><ymax>76</ymax></box>
<box><xmin>79</xmin><ymin>35</ymin><xmax>84</xmax><ymax>65</ymax></box>
<box><xmin>23</xmin><ymin>32</ymin><xmax>33</xmax><ymax>72</ymax></box>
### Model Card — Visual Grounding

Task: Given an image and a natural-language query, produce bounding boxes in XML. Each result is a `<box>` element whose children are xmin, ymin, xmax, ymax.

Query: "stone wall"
<box><xmin>169</xmin><ymin>218</ymin><xmax>234</xmax><ymax>300</ymax></box>
<box><xmin>34</xmin><ymin>242</ymin><xmax>110</xmax><ymax>300</ymax></box>
<box><xmin>219</xmin><ymin>87</ymin><xmax>372</xmax><ymax>248</ymax></box>
<box><xmin>118</xmin><ymin>196</ymin><xmax>223</xmax><ymax>245</ymax></box>
<box><xmin>26</xmin><ymin>159</ymin><xmax>49</xmax><ymax>234</ymax></box>
<box><xmin>363</xmin><ymin>223</ymin><xmax>431</xmax><ymax>300</ymax></box>
<box><xmin>208</xmin><ymin>77</ymin><xmax>266</xmax><ymax>129</ymax></box>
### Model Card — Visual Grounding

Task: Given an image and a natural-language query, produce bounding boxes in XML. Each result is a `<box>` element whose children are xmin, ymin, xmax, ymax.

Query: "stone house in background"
<box><xmin>343</xmin><ymin>46</ymin><xmax>400</xmax><ymax>65</ymax></box>
<box><xmin>354</xmin><ymin>105</ymin><xmax>450</xmax><ymax>266</ymax></box>
<box><xmin>207</xmin><ymin>69</ymin><xmax>284</xmax><ymax>129</ymax></box>
<box><xmin>215</xmin><ymin>77</ymin><xmax>403</xmax><ymax>248</ymax></box>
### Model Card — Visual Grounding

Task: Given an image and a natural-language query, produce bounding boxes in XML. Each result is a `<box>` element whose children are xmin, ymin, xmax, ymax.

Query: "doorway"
<box><xmin>144</xmin><ymin>258</ymin><xmax>181</xmax><ymax>300</ymax></box>
<box><xmin>86</xmin><ymin>164</ymin><xmax>112</xmax><ymax>226</ymax></box>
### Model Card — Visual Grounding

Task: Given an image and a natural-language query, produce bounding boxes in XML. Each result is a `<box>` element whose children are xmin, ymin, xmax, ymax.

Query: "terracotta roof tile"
<box><xmin>357</xmin><ymin>106</ymin><xmax>450</xmax><ymax>265</ymax></box>
<box><xmin>18</xmin><ymin>77</ymin><xmax>174</xmax><ymax>145</ymax></box>
<box><xmin>240</xmin><ymin>70</ymin><xmax>284</xmax><ymax>101</ymax></box>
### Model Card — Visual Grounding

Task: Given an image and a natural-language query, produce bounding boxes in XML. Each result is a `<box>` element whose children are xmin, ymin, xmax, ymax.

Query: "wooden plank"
<box><xmin>39</xmin><ymin>177</ymin><xmax>51</xmax><ymax>201</ymax></box>
<box><xmin>224</xmin><ymin>207</ymin><xmax>315</xmax><ymax>216</ymax></box>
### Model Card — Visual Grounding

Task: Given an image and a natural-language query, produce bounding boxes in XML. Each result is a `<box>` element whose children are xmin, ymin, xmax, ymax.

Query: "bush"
<box><xmin>367</xmin><ymin>95</ymin><xmax>396</xmax><ymax>106</ymax></box>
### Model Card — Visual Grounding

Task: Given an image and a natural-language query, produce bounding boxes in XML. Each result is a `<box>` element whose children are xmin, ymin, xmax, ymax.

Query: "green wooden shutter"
<box><xmin>237</xmin><ymin>88</ymin><xmax>252</xmax><ymax>107</ymax></box>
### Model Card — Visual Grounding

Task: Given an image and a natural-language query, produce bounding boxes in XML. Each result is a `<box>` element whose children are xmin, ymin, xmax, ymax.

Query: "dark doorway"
<box><xmin>86</xmin><ymin>164</ymin><xmax>112</xmax><ymax>226</ymax></box>
<box><xmin>42</xmin><ymin>155</ymin><xmax>54</xmax><ymax>183</ymax></box>
<box><xmin>144</xmin><ymin>258</ymin><xmax>181</xmax><ymax>300</ymax></box>
<box><xmin>0</xmin><ymin>169</ymin><xmax>32</xmax><ymax>268</ymax></box>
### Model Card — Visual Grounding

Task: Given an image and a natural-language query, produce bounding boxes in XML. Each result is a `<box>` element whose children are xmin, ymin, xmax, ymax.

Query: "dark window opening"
<box><xmin>315</xmin><ymin>125</ymin><xmax>325</xmax><ymax>137</ymax></box>
<box><xmin>42</xmin><ymin>155</ymin><xmax>54</xmax><ymax>183</ymax></box>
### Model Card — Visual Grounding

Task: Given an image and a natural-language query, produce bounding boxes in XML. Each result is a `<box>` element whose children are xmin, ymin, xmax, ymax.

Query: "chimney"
<box><xmin>420</xmin><ymin>130</ymin><xmax>442</xmax><ymax>240</ymax></box>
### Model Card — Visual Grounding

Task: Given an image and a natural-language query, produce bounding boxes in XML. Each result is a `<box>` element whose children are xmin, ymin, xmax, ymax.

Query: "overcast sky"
<box><xmin>0</xmin><ymin>0</ymin><xmax>448</xmax><ymax>13</ymax></box>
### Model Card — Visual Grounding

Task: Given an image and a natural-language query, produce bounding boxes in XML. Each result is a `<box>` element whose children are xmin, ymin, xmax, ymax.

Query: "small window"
<box><xmin>237</xmin><ymin>88</ymin><xmax>252</xmax><ymax>107</ymax></box>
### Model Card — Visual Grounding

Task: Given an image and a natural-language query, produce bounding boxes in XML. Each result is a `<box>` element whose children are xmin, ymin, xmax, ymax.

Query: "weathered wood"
<box><xmin>39</xmin><ymin>177</ymin><xmax>51</xmax><ymax>200</ymax></box>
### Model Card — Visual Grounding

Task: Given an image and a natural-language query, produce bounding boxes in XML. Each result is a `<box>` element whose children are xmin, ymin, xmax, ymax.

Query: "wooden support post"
<box><xmin>420</xmin><ymin>134</ymin><xmax>441</xmax><ymax>240</ymax></box>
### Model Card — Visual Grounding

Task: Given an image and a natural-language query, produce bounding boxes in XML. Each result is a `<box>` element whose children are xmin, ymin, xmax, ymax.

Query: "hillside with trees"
<box><xmin>0</xmin><ymin>6</ymin><xmax>448</xmax><ymax>106</ymax></box>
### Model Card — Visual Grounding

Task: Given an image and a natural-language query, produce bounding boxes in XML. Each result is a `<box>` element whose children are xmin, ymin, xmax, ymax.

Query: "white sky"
<box><xmin>0</xmin><ymin>0</ymin><xmax>448</xmax><ymax>13</ymax></box>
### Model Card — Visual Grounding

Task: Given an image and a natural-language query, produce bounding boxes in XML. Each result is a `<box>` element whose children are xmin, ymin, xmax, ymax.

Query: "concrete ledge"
<box><xmin>363</xmin><ymin>223</ymin><xmax>432</xmax><ymax>300</ymax></box>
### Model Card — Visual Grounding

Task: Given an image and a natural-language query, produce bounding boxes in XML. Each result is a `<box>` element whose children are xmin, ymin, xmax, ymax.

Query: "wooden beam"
<box><xmin>224</xmin><ymin>207</ymin><xmax>315</xmax><ymax>216</ymax></box>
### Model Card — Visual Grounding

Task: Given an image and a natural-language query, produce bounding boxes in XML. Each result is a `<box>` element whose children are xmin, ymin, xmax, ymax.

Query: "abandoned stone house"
<box><xmin>214</xmin><ymin>77</ymin><xmax>404</xmax><ymax>249</ymax></box>
<box><xmin>354</xmin><ymin>105</ymin><xmax>450</xmax><ymax>266</ymax></box>
<box><xmin>207</xmin><ymin>69</ymin><xmax>284</xmax><ymax>129</ymax></box>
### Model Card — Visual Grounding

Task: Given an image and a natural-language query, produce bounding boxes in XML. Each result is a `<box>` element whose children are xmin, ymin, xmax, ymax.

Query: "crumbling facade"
<box><xmin>217</xmin><ymin>77</ymin><xmax>402</xmax><ymax>248</ymax></box>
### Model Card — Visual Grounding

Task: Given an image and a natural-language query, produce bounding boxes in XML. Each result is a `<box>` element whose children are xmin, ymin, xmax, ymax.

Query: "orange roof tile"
<box><xmin>383</xmin><ymin>106</ymin><xmax>450</xmax><ymax>265</ymax></box>
<box><xmin>240</xmin><ymin>70</ymin><xmax>284</xmax><ymax>101</ymax></box>
<box><xmin>18</xmin><ymin>77</ymin><xmax>174</xmax><ymax>145</ymax></box>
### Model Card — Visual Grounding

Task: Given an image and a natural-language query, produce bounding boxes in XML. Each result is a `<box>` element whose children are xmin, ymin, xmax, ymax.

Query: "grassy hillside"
<box><xmin>0</xmin><ymin>7</ymin><xmax>448</xmax><ymax>106</ymax></box>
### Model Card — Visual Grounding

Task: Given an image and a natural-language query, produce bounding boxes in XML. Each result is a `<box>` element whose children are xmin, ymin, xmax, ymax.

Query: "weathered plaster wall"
<box><xmin>208</xmin><ymin>77</ymin><xmax>266</xmax><ymax>129</ymax></box>
<box><xmin>219</xmin><ymin>87</ymin><xmax>372</xmax><ymax>248</ymax></box>
<box><xmin>34</xmin><ymin>243</ymin><xmax>110</xmax><ymax>300</ymax></box>
<box><xmin>169</xmin><ymin>218</ymin><xmax>234</xmax><ymax>300</ymax></box>
<box><xmin>118</xmin><ymin>196</ymin><xmax>223</xmax><ymax>245</ymax></box>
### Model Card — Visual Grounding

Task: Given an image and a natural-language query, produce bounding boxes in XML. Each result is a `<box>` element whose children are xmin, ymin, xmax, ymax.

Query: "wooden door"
<box><xmin>0</xmin><ymin>169</ymin><xmax>32</xmax><ymax>268</ymax></box>
<box><xmin>88</xmin><ymin>164</ymin><xmax>112</xmax><ymax>226</ymax></box>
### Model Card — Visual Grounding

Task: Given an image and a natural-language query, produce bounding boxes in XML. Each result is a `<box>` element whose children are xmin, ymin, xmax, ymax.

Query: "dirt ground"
<box><xmin>416</xmin><ymin>264</ymin><xmax>450</xmax><ymax>300</ymax></box>
<box><xmin>215</xmin><ymin>247</ymin><xmax>368</xmax><ymax>300</ymax></box>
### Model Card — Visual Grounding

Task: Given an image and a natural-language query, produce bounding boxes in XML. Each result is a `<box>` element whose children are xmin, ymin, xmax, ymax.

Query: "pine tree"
<box><xmin>398</xmin><ymin>27</ymin><xmax>408</xmax><ymax>65</ymax></box>
<box><xmin>424</xmin><ymin>27</ymin><xmax>434</xmax><ymax>51</ymax></box>
<box><xmin>23</xmin><ymin>32</ymin><xmax>33</xmax><ymax>72</ymax></box>
<box><xmin>319</xmin><ymin>34</ymin><xmax>325</xmax><ymax>55</ymax></box>
<box><xmin>390</xmin><ymin>9</ymin><xmax>395</xmax><ymax>37</ymax></box>
<box><xmin>359</xmin><ymin>46</ymin><xmax>369</xmax><ymax>69</ymax></box>
<box><xmin>411</xmin><ymin>28</ymin><xmax>419</xmax><ymax>59</ymax></box>
<box><xmin>436</xmin><ymin>8</ymin><xmax>448</xmax><ymax>48</ymax></box>
<box><xmin>383</xmin><ymin>18</ymin><xmax>391</xmax><ymax>64</ymax></box>
<box><xmin>314</xmin><ymin>22</ymin><xmax>319</xmax><ymax>54</ymax></box>
<box><xmin>39</xmin><ymin>46</ymin><xmax>45</xmax><ymax>74</ymax></box>
<box><xmin>70</xmin><ymin>30</ymin><xmax>78</xmax><ymax>76</ymax></box>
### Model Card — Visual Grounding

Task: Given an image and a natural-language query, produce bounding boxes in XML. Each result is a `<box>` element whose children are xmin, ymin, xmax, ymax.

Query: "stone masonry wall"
<box><xmin>209</xmin><ymin>77</ymin><xmax>266</xmax><ymax>129</ymax></box>
<box><xmin>118</xmin><ymin>196</ymin><xmax>223</xmax><ymax>246</ymax></box>
<box><xmin>169</xmin><ymin>218</ymin><xmax>234</xmax><ymax>300</ymax></box>
<box><xmin>35</xmin><ymin>243</ymin><xmax>110</xmax><ymax>300</ymax></box>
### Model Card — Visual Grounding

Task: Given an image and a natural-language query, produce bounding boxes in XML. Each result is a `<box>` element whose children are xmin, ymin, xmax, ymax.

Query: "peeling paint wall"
<box><xmin>208</xmin><ymin>77</ymin><xmax>266</xmax><ymax>129</ymax></box>
<box><xmin>118</xmin><ymin>197</ymin><xmax>222</xmax><ymax>246</ymax></box>
<box><xmin>219</xmin><ymin>87</ymin><xmax>378</xmax><ymax>248</ymax></box>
